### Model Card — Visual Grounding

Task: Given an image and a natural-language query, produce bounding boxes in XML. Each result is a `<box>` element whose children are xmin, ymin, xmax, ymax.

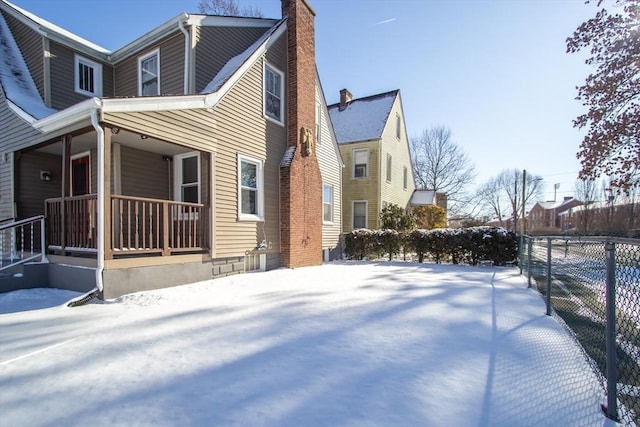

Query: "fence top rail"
<box><xmin>45</xmin><ymin>194</ymin><xmax>97</xmax><ymax>203</ymax></box>
<box><xmin>0</xmin><ymin>215</ymin><xmax>44</xmax><ymax>231</ymax></box>
<box><xmin>111</xmin><ymin>194</ymin><xmax>204</xmax><ymax>208</ymax></box>
<box><xmin>524</xmin><ymin>234</ymin><xmax>639</xmax><ymax>245</ymax></box>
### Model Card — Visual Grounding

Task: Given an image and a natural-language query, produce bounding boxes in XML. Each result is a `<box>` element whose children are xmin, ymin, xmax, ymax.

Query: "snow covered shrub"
<box><xmin>375</xmin><ymin>229</ymin><xmax>401</xmax><ymax>261</ymax></box>
<box><xmin>343</xmin><ymin>229</ymin><xmax>374</xmax><ymax>260</ymax></box>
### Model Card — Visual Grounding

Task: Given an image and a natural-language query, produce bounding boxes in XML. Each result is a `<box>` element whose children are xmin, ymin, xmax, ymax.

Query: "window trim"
<box><xmin>74</xmin><ymin>54</ymin><xmax>102</xmax><ymax>97</ymax></box>
<box><xmin>138</xmin><ymin>49</ymin><xmax>160</xmax><ymax>96</ymax></box>
<box><xmin>386</xmin><ymin>153</ymin><xmax>392</xmax><ymax>183</ymax></box>
<box><xmin>353</xmin><ymin>148</ymin><xmax>369</xmax><ymax>179</ymax></box>
<box><xmin>403</xmin><ymin>166</ymin><xmax>408</xmax><ymax>190</ymax></box>
<box><xmin>237</xmin><ymin>153</ymin><xmax>265</xmax><ymax>221</ymax></box>
<box><xmin>396</xmin><ymin>113</ymin><xmax>401</xmax><ymax>140</ymax></box>
<box><xmin>315</xmin><ymin>101</ymin><xmax>322</xmax><ymax>144</ymax></box>
<box><xmin>263</xmin><ymin>63</ymin><xmax>284</xmax><ymax>125</ymax></box>
<box><xmin>173</xmin><ymin>152</ymin><xmax>201</xmax><ymax>203</ymax></box>
<box><xmin>352</xmin><ymin>200</ymin><xmax>368</xmax><ymax>230</ymax></box>
<box><xmin>323</xmin><ymin>183</ymin><xmax>333</xmax><ymax>224</ymax></box>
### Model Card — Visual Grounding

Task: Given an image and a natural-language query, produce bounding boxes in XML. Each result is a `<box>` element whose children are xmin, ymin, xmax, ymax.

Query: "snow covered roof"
<box><xmin>534</xmin><ymin>197</ymin><xmax>582</xmax><ymax>212</ymax></box>
<box><xmin>0</xmin><ymin>11</ymin><xmax>57</xmax><ymax>119</ymax></box>
<box><xmin>410</xmin><ymin>190</ymin><xmax>436</xmax><ymax>205</ymax></box>
<box><xmin>1</xmin><ymin>0</ymin><xmax>110</xmax><ymax>55</ymax></box>
<box><xmin>327</xmin><ymin>90</ymin><xmax>398</xmax><ymax>144</ymax></box>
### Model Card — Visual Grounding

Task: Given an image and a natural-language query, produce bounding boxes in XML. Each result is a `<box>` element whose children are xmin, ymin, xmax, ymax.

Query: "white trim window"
<box><xmin>74</xmin><ymin>55</ymin><xmax>102</xmax><ymax>97</ymax></box>
<box><xmin>386</xmin><ymin>153</ymin><xmax>392</xmax><ymax>182</ymax></box>
<box><xmin>353</xmin><ymin>148</ymin><xmax>368</xmax><ymax>179</ymax></box>
<box><xmin>353</xmin><ymin>201</ymin><xmax>368</xmax><ymax>229</ymax></box>
<box><xmin>238</xmin><ymin>154</ymin><xmax>264</xmax><ymax>221</ymax></box>
<box><xmin>403</xmin><ymin>166</ymin><xmax>408</xmax><ymax>190</ymax></box>
<box><xmin>323</xmin><ymin>183</ymin><xmax>333</xmax><ymax>224</ymax></box>
<box><xmin>315</xmin><ymin>101</ymin><xmax>322</xmax><ymax>144</ymax></box>
<box><xmin>264</xmin><ymin>64</ymin><xmax>284</xmax><ymax>124</ymax></box>
<box><xmin>396</xmin><ymin>113</ymin><xmax>401</xmax><ymax>139</ymax></box>
<box><xmin>138</xmin><ymin>49</ymin><xmax>160</xmax><ymax>96</ymax></box>
<box><xmin>174</xmin><ymin>152</ymin><xmax>200</xmax><ymax>203</ymax></box>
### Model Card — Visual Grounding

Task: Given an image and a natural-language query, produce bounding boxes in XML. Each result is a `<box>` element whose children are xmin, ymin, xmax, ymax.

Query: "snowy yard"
<box><xmin>0</xmin><ymin>262</ymin><xmax>616</xmax><ymax>427</ymax></box>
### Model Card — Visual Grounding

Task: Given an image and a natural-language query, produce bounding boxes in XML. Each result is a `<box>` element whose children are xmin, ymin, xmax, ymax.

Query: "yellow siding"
<box><xmin>102</xmin><ymin>109</ymin><xmax>217</xmax><ymax>152</ymax></box>
<box><xmin>211</xmin><ymin>34</ymin><xmax>287</xmax><ymax>258</ymax></box>
<box><xmin>379</xmin><ymin>95</ymin><xmax>416</xmax><ymax>210</ymax></box>
<box><xmin>339</xmin><ymin>140</ymin><xmax>380</xmax><ymax>231</ymax></box>
<box><xmin>316</xmin><ymin>83</ymin><xmax>342</xmax><ymax>248</ymax></box>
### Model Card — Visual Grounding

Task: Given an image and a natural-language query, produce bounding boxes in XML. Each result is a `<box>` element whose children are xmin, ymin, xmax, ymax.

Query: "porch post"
<box><xmin>60</xmin><ymin>135</ymin><xmax>71</xmax><ymax>252</ymax></box>
<box><xmin>103</xmin><ymin>128</ymin><xmax>112</xmax><ymax>260</ymax></box>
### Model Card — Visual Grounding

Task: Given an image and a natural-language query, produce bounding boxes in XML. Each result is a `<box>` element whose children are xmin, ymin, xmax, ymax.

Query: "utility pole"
<box><xmin>522</xmin><ymin>169</ymin><xmax>527</xmax><ymax>235</ymax></box>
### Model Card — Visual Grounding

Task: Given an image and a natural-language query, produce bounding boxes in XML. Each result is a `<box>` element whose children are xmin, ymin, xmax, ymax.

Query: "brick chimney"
<box><xmin>339</xmin><ymin>88</ymin><xmax>352</xmax><ymax>110</ymax></box>
<box><xmin>279</xmin><ymin>0</ymin><xmax>322</xmax><ymax>268</ymax></box>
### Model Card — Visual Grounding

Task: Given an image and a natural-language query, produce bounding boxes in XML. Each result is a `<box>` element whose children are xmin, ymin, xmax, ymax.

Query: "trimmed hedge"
<box><xmin>344</xmin><ymin>226</ymin><xmax>517</xmax><ymax>266</ymax></box>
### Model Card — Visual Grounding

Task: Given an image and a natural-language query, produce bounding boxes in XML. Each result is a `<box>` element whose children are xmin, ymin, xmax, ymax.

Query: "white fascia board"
<box><xmin>33</xmin><ymin>98</ymin><xmax>100</xmax><ymax>133</ymax></box>
<box><xmin>1</xmin><ymin>0</ymin><xmax>110</xmax><ymax>57</ymax></box>
<box><xmin>203</xmin><ymin>21</ymin><xmax>286</xmax><ymax>108</ymax></box>
<box><xmin>102</xmin><ymin>95</ymin><xmax>210</xmax><ymax>113</ymax></box>
<box><xmin>109</xmin><ymin>13</ymin><xmax>188</xmax><ymax>63</ymax></box>
<box><xmin>6</xmin><ymin>100</ymin><xmax>37</xmax><ymax>125</ymax></box>
<box><xmin>187</xmin><ymin>15</ymin><xmax>277</xmax><ymax>28</ymax></box>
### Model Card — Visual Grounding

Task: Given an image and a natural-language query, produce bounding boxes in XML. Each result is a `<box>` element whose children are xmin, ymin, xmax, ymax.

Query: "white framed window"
<box><xmin>315</xmin><ymin>101</ymin><xmax>322</xmax><ymax>144</ymax></box>
<box><xmin>386</xmin><ymin>154</ymin><xmax>392</xmax><ymax>182</ymax></box>
<box><xmin>403</xmin><ymin>166</ymin><xmax>408</xmax><ymax>190</ymax></box>
<box><xmin>353</xmin><ymin>148</ymin><xmax>368</xmax><ymax>178</ymax></box>
<box><xmin>74</xmin><ymin>55</ymin><xmax>102</xmax><ymax>97</ymax></box>
<box><xmin>174</xmin><ymin>152</ymin><xmax>200</xmax><ymax>203</ymax></box>
<box><xmin>264</xmin><ymin>64</ymin><xmax>284</xmax><ymax>124</ymax></box>
<box><xmin>353</xmin><ymin>201</ymin><xmax>368</xmax><ymax>229</ymax></box>
<box><xmin>238</xmin><ymin>154</ymin><xmax>264</xmax><ymax>221</ymax></box>
<box><xmin>396</xmin><ymin>113</ymin><xmax>401</xmax><ymax>139</ymax></box>
<box><xmin>138</xmin><ymin>49</ymin><xmax>160</xmax><ymax>96</ymax></box>
<box><xmin>323</xmin><ymin>183</ymin><xmax>333</xmax><ymax>224</ymax></box>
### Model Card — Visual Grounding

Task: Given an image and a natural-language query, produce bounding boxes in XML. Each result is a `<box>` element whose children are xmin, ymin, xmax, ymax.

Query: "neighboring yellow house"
<box><xmin>328</xmin><ymin>89</ymin><xmax>415</xmax><ymax>231</ymax></box>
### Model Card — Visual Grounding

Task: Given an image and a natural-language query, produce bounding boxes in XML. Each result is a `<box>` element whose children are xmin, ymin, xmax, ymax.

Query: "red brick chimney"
<box><xmin>339</xmin><ymin>88</ymin><xmax>352</xmax><ymax>111</ymax></box>
<box><xmin>279</xmin><ymin>0</ymin><xmax>322</xmax><ymax>268</ymax></box>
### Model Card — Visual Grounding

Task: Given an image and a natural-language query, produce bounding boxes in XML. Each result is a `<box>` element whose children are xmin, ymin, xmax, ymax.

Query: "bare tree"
<box><xmin>574</xmin><ymin>178</ymin><xmax>599</xmax><ymax>233</ymax></box>
<box><xmin>198</xmin><ymin>0</ymin><xmax>263</xmax><ymax>17</ymax></box>
<box><xmin>477</xmin><ymin>169</ymin><xmax>544</xmax><ymax>232</ymax></box>
<box><xmin>410</xmin><ymin>126</ymin><xmax>476</xmax><ymax>215</ymax></box>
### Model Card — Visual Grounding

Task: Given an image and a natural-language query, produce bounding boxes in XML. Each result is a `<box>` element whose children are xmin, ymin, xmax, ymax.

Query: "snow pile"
<box><xmin>0</xmin><ymin>12</ymin><xmax>57</xmax><ymax>119</ymax></box>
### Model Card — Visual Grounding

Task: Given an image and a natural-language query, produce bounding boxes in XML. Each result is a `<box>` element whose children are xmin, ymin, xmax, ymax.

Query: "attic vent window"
<box><xmin>74</xmin><ymin>55</ymin><xmax>102</xmax><ymax>97</ymax></box>
<box><xmin>264</xmin><ymin>64</ymin><xmax>284</xmax><ymax>124</ymax></box>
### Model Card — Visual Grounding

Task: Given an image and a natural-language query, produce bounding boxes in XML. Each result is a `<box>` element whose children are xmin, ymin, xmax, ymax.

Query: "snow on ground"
<box><xmin>0</xmin><ymin>262</ymin><xmax>616</xmax><ymax>427</ymax></box>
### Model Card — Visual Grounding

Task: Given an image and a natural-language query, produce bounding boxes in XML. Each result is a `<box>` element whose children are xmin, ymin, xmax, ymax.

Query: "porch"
<box><xmin>45</xmin><ymin>194</ymin><xmax>207</xmax><ymax>258</ymax></box>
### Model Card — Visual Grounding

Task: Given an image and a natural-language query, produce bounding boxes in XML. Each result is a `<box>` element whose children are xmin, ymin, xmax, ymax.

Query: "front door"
<box><xmin>71</xmin><ymin>154</ymin><xmax>90</xmax><ymax>196</ymax></box>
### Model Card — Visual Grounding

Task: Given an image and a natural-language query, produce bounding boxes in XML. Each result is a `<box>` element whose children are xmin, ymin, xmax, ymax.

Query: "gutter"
<box><xmin>89</xmin><ymin>102</ymin><xmax>105</xmax><ymax>293</ymax></box>
<box><xmin>178</xmin><ymin>19</ymin><xmax>189</xmax><ymax>94</ymax></box>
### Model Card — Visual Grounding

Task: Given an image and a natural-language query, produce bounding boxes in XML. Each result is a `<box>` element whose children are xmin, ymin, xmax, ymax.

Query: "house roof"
<box><xmin>0</xmin><ymin>0</ymin><xmax>285</xmax><ymax>127</ymax></box>
<box><xmin>534</xmin><ymin>197</ymin><xmax>581</xmax><ymax>211</ymax></box>
<box><xmin>327</xmin><ymin>90</ymin><xmax>398</xmax><ymax>144</ymax></box>
<box><xmin>410</xmin><ymin>190</ymin><xmax>436</xmax><ymax>206</ymax></box>
<box><xmin>0</xmin><ymin>10</ymin><xmax>57</xmax><ymax>119</ymax></box>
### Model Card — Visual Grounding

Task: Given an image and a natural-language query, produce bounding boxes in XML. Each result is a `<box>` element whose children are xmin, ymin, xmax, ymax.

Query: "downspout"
<box><xmin>178</xmin><ymin>18</ymin><xmax>189</xmax><ymax>94</ymax></box>
<box><xmin>90</xmin><ymin>104</ymin><xmax>104</xmax><ymax>293</ymax></box>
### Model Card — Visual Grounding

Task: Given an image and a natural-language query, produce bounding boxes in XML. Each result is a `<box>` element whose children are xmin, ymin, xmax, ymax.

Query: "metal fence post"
<box><xmin>527</xmin><ymin>237</ymin><xmax>532</xmax><ymax>288</ymax></box>
<box><xmin>519</xmin><ymin>235</ymin><xmax>523</xmax><ymax>275</ymax></box>
<box><xmin>604</xmin><ymin>241</ymin><xmax>618</xmax><ymax>421</ymax></box>
<box><xmin>546</xmin><ymin>237</ymin><xmax>552</xmax><ymax>316</ymax></box>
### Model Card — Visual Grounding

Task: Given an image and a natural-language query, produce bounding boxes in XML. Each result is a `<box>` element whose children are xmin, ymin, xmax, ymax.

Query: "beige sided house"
<box><xmin>328</xmin><ymin>89</ymin><xmax>415</xmax><ymax>231</ymax></box>
<box><xmin>0</xmin><ymin>0</ymin><xmax>341</xmax><ymax>298</ymax></box>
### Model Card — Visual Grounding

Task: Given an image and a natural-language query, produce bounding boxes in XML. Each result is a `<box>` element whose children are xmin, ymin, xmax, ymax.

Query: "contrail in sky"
<box><xmin>374</xmin><ymin>18</ymin><xmax>397</xmax><ymax>25</ymax></box>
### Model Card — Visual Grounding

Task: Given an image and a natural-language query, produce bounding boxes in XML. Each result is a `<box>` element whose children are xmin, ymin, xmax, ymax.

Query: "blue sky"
<box><xmin>8</xmin><ymin>0</ymin><xmax>597</xmax><ymax>201</ymax></box>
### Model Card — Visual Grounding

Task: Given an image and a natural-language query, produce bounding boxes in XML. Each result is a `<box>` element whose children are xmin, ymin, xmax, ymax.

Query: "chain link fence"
<box><xmin>521</xmin><ymin>236</ymin><xmax>640</xmax><ymax>426</ymax></box>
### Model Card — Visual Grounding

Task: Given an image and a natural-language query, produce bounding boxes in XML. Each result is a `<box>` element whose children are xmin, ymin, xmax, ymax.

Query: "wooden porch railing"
<box><xmin>45</xmin><ymin>195</ymin><xmax>207</xmax><ymax>257</ymax></box>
